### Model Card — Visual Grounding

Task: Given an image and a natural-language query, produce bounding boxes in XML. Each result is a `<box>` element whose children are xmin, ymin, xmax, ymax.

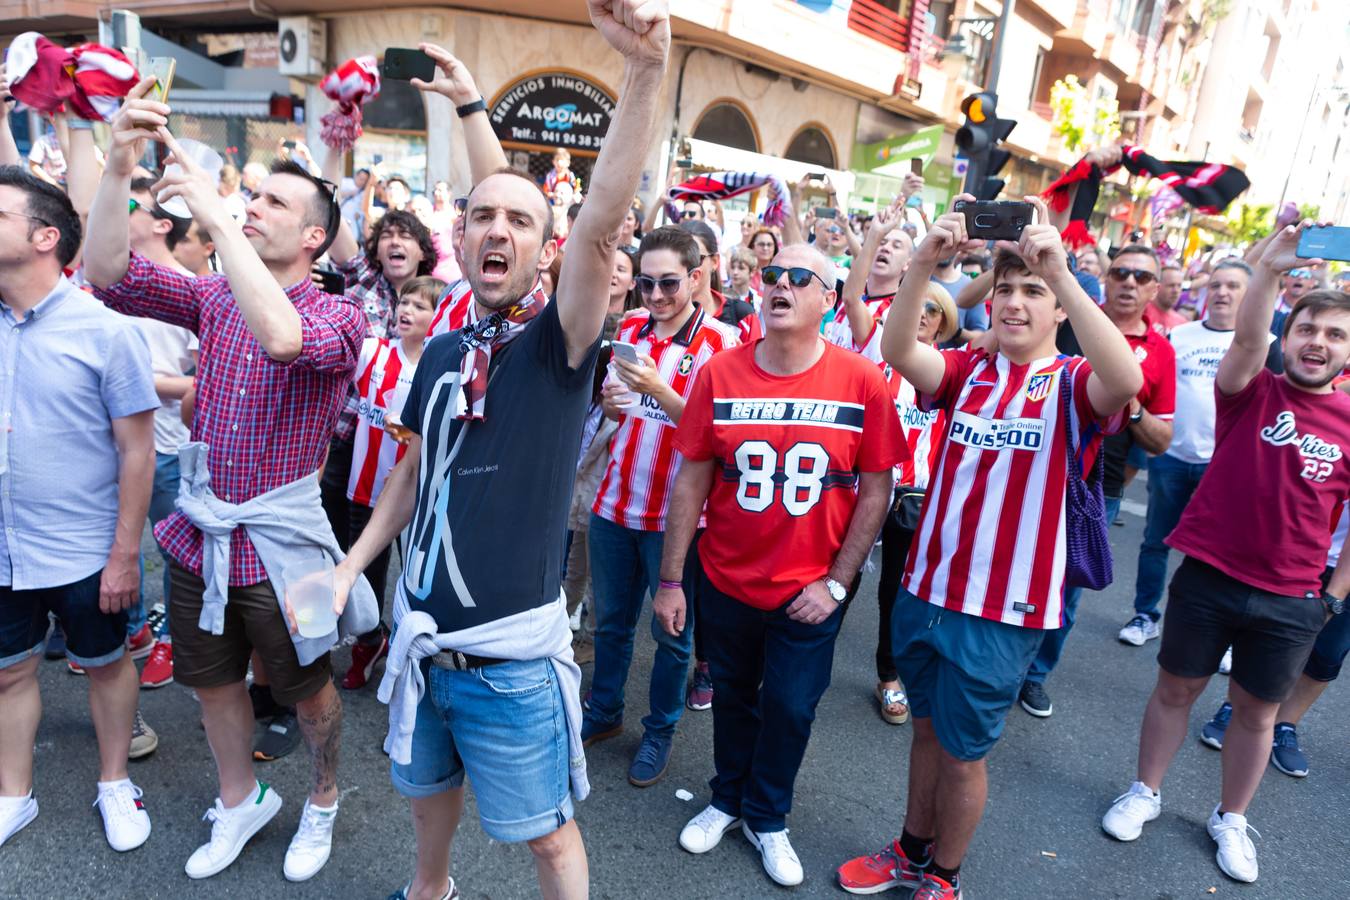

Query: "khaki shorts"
<box><xmin>168</xmin><ymin>560</ymin><xmax>332</xmax><ymax>706</ymax></box>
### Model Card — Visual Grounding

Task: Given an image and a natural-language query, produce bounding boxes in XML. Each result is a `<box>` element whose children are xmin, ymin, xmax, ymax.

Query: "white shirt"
<box><xmin>133</xmin><ymin>318</ymin><xmax>198</xmax><ymax>455</ymax></box>
<box><xmin>1166</xmin><ymin>321</ymin><xmax>1273</xmax><ymax>465</ymax></box>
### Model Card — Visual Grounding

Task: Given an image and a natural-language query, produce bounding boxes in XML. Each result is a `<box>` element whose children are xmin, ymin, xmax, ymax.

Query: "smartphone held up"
<box><xmin>953</xmin><ymin>199</ymin><xmax>1034</xmax><ymax>241</ymax></box>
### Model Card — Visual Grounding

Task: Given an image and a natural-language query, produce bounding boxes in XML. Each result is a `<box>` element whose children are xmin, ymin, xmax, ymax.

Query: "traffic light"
<box><xmin>955</xmin><ymin>92</ymin><xmax>1017</xmax><ymax>201</ymax></box>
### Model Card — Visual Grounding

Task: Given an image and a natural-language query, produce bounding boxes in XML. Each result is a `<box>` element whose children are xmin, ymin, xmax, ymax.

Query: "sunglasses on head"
<box><xmin>1107</xmin><ymin>266</ymin><xmax>1157</xmax><ymax>285</ymax></box>
<box><xmin>636</xmin><ymin>271</ymin><xmax>693</xmax><ymax>295</ymax></box>
<box><xmin>761</xmin><ymin>265</ymin><xmax>829</xmax><ymax>290</ymax></box>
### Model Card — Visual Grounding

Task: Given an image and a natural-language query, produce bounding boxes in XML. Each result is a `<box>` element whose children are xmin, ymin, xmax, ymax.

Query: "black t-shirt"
<box><xmin>400</xmin><ymin>299</ymin><xmax>601</xmax><ymax>631</ymax></box>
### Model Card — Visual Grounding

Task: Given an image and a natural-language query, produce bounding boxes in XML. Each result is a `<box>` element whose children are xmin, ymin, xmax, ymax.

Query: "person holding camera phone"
<box><xmin>837</xmin><ymin>194</ymin><xmax>1142</xmax><ymax>900</ymax></box>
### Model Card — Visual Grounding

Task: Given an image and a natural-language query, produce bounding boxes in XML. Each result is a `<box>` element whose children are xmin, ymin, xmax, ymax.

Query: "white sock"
<box><xmin>97</xmin><ymin>778</ymin><xmax>132</xmax><ymax>791</ymax></box>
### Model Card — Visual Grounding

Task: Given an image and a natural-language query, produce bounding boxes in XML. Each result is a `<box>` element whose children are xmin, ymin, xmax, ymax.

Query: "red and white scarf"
<box><xmin>666</xmin><ymin>171</ymin><xmax>790</xmax><ymax>227</ymax></box>
<box><xmin>5</xmin><ymin>32</ymin><xmax>138</xmax><ymax>122</ymax></box>
<box><xmin>455</xmin><ymin>282</ymin><xmax>547</xmax><ymax>421</ymax></box>
<box><xmin>319</xmin><ymin>57</ymin><xmax>380</xmax><ymax>153</ymax></box>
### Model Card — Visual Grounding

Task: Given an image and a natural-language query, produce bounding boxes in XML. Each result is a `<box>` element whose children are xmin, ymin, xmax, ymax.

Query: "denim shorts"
<box><xmin>891</xmin><ymin>590</ymin><xmax>1042</xmax><ymax>761</ymax></box>
<box><xmin>390</xmin><ymin>657</ymin><xmax>573</xmax><ymax>843</ymax></box>
<box><xmin>0</xmin><ymin>570</ymin><xmax>127</xmax><ymax>670</ymax></box>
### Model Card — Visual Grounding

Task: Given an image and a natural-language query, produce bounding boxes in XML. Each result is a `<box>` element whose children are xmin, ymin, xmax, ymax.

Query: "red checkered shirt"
<box><xmin>331</xmin><ymin>253</ymin><xmax>397</xmax><ymax>442</ymax></box>
<box><xmin>94</xmin><ymin>253</ymin><xmax>367</xmax><ymax>585</ymax></box>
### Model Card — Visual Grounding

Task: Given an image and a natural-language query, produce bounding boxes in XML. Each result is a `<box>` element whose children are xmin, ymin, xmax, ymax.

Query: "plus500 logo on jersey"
<box><xmin>949</xmin><ymin>410</ymin><xmax>1047</xmax><ymax>451</ymax></box>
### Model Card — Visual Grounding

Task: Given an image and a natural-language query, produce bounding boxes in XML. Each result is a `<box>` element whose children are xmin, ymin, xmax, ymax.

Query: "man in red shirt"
<box><xmin>654</xmin><ymin>243</ymin><xmax>904</xmax><ymax>887</ymax></box>
<box><xmin>838</xmin><ymin>197</ymin><xmax>1143</xmax><ymax>900</ymax></box>
<box><xmin>1018</xmin><ymin>243</ymin><xmax>1176</xmax><ymax>718</ymax></box>
<box><xmin>1102</xmin><ymin>222</ymin><xmax>1350</xmax><ymax>884</ymax></box>
<box><xmin>582</xmin><ymin>226</ymin><xmax>737</xmax><ymax>786</ymax></box>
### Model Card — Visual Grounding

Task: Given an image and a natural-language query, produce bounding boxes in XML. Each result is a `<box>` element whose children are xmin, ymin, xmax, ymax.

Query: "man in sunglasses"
<box><xmin>656</xmin><ymin>244</ymin><xmax>905</xmax><ymax>887</ymax></box>
<box><xmin>851</xmin><ymin>195</ymin><xmax>1142</xmax><ymax>900</ymax></box>
<box><xmin>86</xmin><ymin>78</ymin><xmax>370</xmax><ymax>881</ymax></box>
<box><xmin>1016</xmin><ymin>243</ymin><xmax>1177</xmax><ymax>719</ymax></box>
<box><xmin>583</xmin><ymin>225</ymin><xmax>738</xmax><ymax>787</ymax></box>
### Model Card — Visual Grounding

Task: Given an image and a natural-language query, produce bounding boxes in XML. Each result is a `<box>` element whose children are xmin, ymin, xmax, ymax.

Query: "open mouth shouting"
<box><xmin>479</xmin><ymin>250</ymin><xmax>510</xmax><ymax>285</ymax></box>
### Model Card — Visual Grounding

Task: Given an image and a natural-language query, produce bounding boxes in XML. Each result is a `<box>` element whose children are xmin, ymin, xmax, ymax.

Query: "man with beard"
<box><xmin>1017</xmin><ymin>243</ymin><xmax>1177</xmax><ymax>718</ymax></box>
<box><xmin>1102</xmin><ymin>222</ymin><xmax>1350</xmax><ymax>884</ymax></box>
<box><xmin>329</xmin><ymin>3</ymin><xmax>671</xmax><ymax>898</ymax></box>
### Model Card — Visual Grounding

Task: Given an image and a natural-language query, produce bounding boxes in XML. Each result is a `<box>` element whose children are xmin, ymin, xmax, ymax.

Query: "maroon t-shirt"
<box><xmin>1168</xmin><ymin>369</ymin><xmax>1350</xmax><ymax>596</ymax></box>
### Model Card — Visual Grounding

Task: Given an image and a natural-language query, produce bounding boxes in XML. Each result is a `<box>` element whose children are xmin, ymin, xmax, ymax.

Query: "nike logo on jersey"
<box><xmin>1260</xmin><ymin>410</ymin><xmax>1343</xmax><ymax>462</ymax></box>
<box><xmin>948</xmin><ymin>410</ymin><xmax>1047</xmax><ymax>451</ymax></box>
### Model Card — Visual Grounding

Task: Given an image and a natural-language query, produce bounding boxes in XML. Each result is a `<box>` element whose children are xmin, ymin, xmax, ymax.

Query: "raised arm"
<box><xmin>1219</xmin><ymin>221</ymin><xmax>1320</xmax><ymax>396</ymax></box>
<box><xmin>842</xmin><ymin>198</ymin><xmax>902</xmax><ymax>347</ymax></box>
<box><xmin>0</xmin><ymin>86</ymin><xmax>20</xmax><ymax>168</ymax></box>
<box><xmin>556</xmin><ymin>0</ymin><xmax>671</xmax><ymax>365</ymax></box>
<box><xmin>321</xmin><ymin>146</ymin><xmax>361</xmax><ymax>264</ymax></box>
<box><xmin>414</xmin><ymin>44</ymin><xmax>509</xmax><ymax>186</ymax></box>
<box><xmin>881</xmin><ymin>207</ymin><xmax>969</xmax><ymax>395</ymax></box>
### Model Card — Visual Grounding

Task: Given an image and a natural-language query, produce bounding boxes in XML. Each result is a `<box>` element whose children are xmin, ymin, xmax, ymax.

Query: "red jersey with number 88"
<box><xmin>675</xmin><ymin>341</ymin><xmax>908</xmax><ymax>610</ymax></box>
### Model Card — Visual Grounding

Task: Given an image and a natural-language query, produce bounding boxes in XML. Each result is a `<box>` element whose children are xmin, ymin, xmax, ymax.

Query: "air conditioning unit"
<box><xmin>277</xmin><ymin>17</ymin><xmax>327</xmax><ymax>78</ymax></box>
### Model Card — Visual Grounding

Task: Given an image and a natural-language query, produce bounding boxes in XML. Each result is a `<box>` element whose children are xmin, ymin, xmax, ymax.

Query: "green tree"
<box><xmin>1226</xmin><ymin>201</ymin><xmax>1273</xmax><ymax>247</ymax></box>
<box><xmin>1050</xmin><ymin>75</ymin><xmax>1121</xmax><ymax>153</ymax></box>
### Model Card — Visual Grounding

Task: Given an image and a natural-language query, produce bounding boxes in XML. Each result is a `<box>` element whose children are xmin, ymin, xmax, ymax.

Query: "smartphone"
<box><xmin>954</xmin><ymin>199</ymin><xmax>1034</xmax><ymax>241</ymax></box>
<box><xmin>1297</xmin><ymin>225</ymin><xmax>1350</xmax><ymax>263</ymax></box>
<box><xmin>815</xmin><ymin>206</ymin><xmax>837</xmax><ymax>219</ymax></box>
<box><xmin>910</xmin><ymin>158</ymin><xmax>924</xmax><ymax>176</ymax></box>
<box><xmin>316</xmin><ymin>268</ymin><xmax>346</xmax><ymax>295</ymax></box>
<box><xmin>282</xmin><ymin>140</ymin><xmax>297</xmax><ymax>150</ymax></box>
<box><xmin>611</xmin><ymin>341</ymin><xmax>643</xmax><ymax>366</ymax></box>
<box><xmin>149</xmin><ymin>57</ymin><xmax>176</xmax><ymax>103</ymax></box>
<box><xmin>809</xmin><ymin>171</ymin><xmax>828</xmax><ymax>182</ymax></box>
<box><xmin>380</xmin><ymin>48</ymin><xmax>437</xmax><ymax>83</ymax></box>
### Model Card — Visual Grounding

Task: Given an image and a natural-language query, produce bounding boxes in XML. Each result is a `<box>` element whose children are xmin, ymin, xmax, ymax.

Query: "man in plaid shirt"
<box><xmin>84</xmin><ymin>78</ymin><xmax>366</xmax><ymax>882</ymax></box>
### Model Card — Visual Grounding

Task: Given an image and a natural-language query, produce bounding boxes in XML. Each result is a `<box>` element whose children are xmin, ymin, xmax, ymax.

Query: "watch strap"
<box><xmin>456</xmin><ymin>98</ymin><xmax>487</xmax><ymax>118</ymax></box>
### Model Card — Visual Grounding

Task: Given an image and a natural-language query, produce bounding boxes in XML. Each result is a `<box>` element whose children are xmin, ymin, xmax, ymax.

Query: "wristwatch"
<box><xmin>456</xmin><ymin>98</ymin><xmax>487</xmax><ymax>118</ymax></box>
<box><xmin>823</xmin><ymin>577</ymin><xmax>848</xmax><ymax>605</ymax></box>
<box><xmin>1322</xmin><ymin>590</ymin><xmax>1346</xmax><ymax>616</ymax></box>
<box><xmin>1129</xmin><ymin>407</ymin><xmax>1144</xmax><ymax>424</ymax></box>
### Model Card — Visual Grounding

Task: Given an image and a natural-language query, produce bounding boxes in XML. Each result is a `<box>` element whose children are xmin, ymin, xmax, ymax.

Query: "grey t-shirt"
<box><xmin>400</xmin><ymin>299</ymin><xmax>601</xmax><ymax>632</ymax></box>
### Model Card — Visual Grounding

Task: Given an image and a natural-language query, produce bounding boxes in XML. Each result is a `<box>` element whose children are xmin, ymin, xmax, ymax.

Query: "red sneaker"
<box><xmin>126</xmin><ymin>624</ymin><xmax>155</xmax><ymax>660</ymax></box>
<box><xmin>914</xmin><ymin>873</ymin><xmax>961</xmax><ymax>900</ymax></box>
<box><xmin>341</xmin><ymin>633</ymin><xmax>389</xmax><ymax>690</ymax></box>
<box><xmin>139</xmin><ymin>640</ymin><xmax>174</xmax><ymax>688</ymax></box>
<box><xmin>837</xmin><ymin>837</ymin><xmax>929</xmax><ymax>895</ymax></box>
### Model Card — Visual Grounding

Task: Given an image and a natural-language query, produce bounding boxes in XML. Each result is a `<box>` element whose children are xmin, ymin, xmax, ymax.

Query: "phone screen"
<box><xmin>149</xmin><ymin>57</ymin><xmax>176</xmax><ymax>103</ymax></box>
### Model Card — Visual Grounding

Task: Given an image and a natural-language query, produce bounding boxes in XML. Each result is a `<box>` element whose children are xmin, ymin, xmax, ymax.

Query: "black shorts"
<box><xmin>1158</xmin><ymin>556</ymin><xmax>1328</xmax><ymax>703</ymax></box>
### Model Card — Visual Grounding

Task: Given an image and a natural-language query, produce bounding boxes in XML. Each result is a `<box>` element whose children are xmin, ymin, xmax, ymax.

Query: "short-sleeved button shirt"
<box><xmin>0</xmin><ymin>279</ymin><xmax>159</xmax><ymax>589</ymax></box>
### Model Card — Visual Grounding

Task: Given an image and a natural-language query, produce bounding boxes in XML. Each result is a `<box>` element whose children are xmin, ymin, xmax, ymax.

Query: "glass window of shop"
<box><xmin>692</xmin><ymin>102</ymin><xmax>759</xmax><ymax>153</ymax></box>
<box><xmin>784</xmin><ymin>125</ymin><xmax>837</xmax><ymax>168</ymax></box>
<box><xmin>355</xmin><ymin>78</ymin><xmax>429</xmax><ymax>193</ymax></box>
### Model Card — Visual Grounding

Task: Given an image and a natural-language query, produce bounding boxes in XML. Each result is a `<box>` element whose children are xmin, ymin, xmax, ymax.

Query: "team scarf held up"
<box><xmin>319</xmin><ymin>56</ymin><xmax>381</xmax><ymax>153</ymax></box>
<box><xmin>455</xmin><ymin>281</ymin><xmax>548</xmax><ymax>420</ymax></box>
<box><xmin>4</xmin><ymin>32</ymin><xmax>138</xmax><ymax>122</ymax></box>
<box><xmin>666</xmin><ymin>171</ymin><xmax>790</xmax><ymax>227</ymax></box>
<box><xmin>1043</xmin><ymin>145</ymin><xmax>1250</xmax><ymax>248</ymax></box>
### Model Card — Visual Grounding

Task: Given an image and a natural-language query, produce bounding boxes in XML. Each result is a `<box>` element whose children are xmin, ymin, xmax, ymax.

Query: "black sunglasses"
<box><xmin>454</xmin><ymin>197</ymin><xmax>468</xmax><ymax>214</ymax></box>
<box><xmin>1107</xmin><ymin>266</ymin><xmax>1157</xmax><ymax>285</ymax></box>
<box><xmin>761</xmin><ymin>265</ymin><xmax>830</xmax><ymax>290</ymax></box>
<box><xmin>680</xmin><ymin>209</ymin><xmax>701</xmax><ymax>219</ymax></box>
<box><xmin>636</xmin><ymin>271</ymin><xmax>693</xmax><ymax>295</ymax></box>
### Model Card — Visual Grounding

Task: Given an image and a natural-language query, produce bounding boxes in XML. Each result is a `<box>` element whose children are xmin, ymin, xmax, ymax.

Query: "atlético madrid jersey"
<box><xmin>675</xmin><ymin>341</ymin><xmax>907</xmax><ymax>610</ymax></box>
<box><xmin>903</xmin><ymin>348</ymin><xmax>1125</xmax><ymax>630</ymax></box>
<box><xmin>425</xmin><ymin>279</ymin><xmax>476</xmax><ymax>339</ymax></box>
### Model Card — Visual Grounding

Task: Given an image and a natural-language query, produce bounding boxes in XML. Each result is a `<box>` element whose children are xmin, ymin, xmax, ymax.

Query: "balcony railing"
<box><xmin>847</xmin><ymin>0</ymin><xmax>914</xmax><ymax>53</ymax></box>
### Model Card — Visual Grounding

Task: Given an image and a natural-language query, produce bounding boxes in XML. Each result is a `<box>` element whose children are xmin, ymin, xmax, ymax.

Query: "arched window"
<box><xmin>362</xmin><ymin>77</ymin><xmax>427</xmax><ymax>132</ymax></box>
<box><xmin>784</xmin><ymin>125</ymin><xmax>837</xmax><ymax>168</ymax></box>
<box><xmin>692</xmin><ymin>101</ymin><xmax>759</xmax><ymax>152</ymax></box>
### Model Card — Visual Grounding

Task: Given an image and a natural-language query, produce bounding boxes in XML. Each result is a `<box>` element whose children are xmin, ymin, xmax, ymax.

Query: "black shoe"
<box><xmin>44</xmin><ymin>622</ymin><xmax>66</xmax><ymax>660</ymax></box>
<box><xmin>1019</xmin><ymin>681</ymin><xmax>1053</xmax><ymax>718</ymax></box>
<box><xmin>253</xmin><ymin>712</ymin><xmax>301</xmax><ymax>762</ymax></box>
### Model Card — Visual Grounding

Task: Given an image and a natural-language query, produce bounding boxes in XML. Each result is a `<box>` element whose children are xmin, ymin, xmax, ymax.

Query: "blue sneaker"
<box><xmin>1200</xmin><ymin>701</ymin><xmax>1232</xmax><ymax>750</ymax></box>
<box><xmin>628</xmin><ymin>733</ymin><xmax>672</xmax><ymax>787</ymax></box>
<box><xmin>581</xmin><ymin>715</ymin><xmax>622</xmax><ymax>749</ymax></box>
<box><xmin>1270</xmin><ymin>722</ymin><xmax>1309</xmax><ymax>777</ymax></box>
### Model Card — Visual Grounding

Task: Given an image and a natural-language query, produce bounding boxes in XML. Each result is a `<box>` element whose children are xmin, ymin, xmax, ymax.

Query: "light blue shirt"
<box><xmin>0</xmin><ymin>278</ymin><xmax>158</xmax><ymax>589</ymax></box>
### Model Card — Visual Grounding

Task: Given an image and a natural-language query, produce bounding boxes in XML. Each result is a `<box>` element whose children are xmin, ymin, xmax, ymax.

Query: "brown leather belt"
<box><xmin>429</xmin><ymin>649</ymin><xmax>509</xmax><ymax>671</ymax></box>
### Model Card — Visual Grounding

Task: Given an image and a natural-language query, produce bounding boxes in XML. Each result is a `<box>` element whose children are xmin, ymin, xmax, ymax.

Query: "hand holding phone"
<box><xmin>611</xmin><ymin>340</ymin><xmax>644</xmax><ymax>366</ymax></box>
<box><xmin>149</xmin><ymin>57</ymin><xmax>177</xmax><ymax>103</ymax></box>
<box><xmin>1297</xmin><ymin>225</ymin><xmax>1350</xmax><ymax>263</ymax></box>
<box><xmin>954</xmin><ymin>199</ymin><xmax>1034</xmax><ymax>241</ymax></box>
<box><xmin>380</xmin><ymin>48</ymin><xmax>437</xmax><ymax>83</ymax></box>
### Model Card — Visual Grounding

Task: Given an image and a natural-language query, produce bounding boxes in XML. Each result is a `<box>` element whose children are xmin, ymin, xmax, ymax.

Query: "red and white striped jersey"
<box><xmin>592</xmin><ymin>306</ymin><xmax>738</xmax><ymax>531</ymax></box>
<box><xmin>425</xmin><ymin>279</ymin><xmax>475</xmax><ymax>339</ymax></box>
<box><xmin>903</xmin><ymin>349</ymin><xmax>1126</xmax><ymax>630</ymax></box>
<box><xmin>824</xmin><ymin>291</ymin><xmax>894</xmax><ymax>353</ymax></box>
<box><xmin>885</xmin><ymin>366</ymin><xmax>945</xmax><ymax>489</ymax></box>
<box><xmin>347</xmin><ymin>338</ymin><xmax>418</xmax><ymax>507</ymax></box>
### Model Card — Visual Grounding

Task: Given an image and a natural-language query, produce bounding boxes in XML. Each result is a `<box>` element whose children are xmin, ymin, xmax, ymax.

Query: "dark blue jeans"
<box><xmin>584</xmin><ymin>514</ymin><xmax>693</xmax><ymax>739</ymax></box>
<box><xmin>699</xmin><ymin>567</ymin><xmax>843</xmax><ymax>832</ymax></box>
<box><xmin>1134</xmin><ymin>453</ymin><xmax>1209</xmax><ymax>621</ymax></box>
<box><xmin>1025</xmin><ymin>495</ymin><xmax>1122</xmax><ymax>686</ymax></box>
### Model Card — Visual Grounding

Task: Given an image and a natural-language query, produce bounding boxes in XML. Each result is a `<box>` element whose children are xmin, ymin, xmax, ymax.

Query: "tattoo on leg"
<box><xmin>298</xmin><ymin>689</ymin><xmax>343</xmax><ymax>798</ymax></box>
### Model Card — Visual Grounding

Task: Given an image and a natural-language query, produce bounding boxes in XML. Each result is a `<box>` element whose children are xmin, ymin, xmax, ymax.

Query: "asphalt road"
<box><xmin>3</xmin><ymin>474</ymin><xmax>1348</xmax><ymax>899</ymax></box>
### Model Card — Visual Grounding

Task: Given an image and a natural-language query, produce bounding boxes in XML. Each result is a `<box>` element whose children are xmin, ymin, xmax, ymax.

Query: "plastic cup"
<box><xmin>158</xmin><ymin>138</ymin><xmax>224</xmax><ymax>219</ymax></box>
<box><xmin>606</xmin><ymin>363</ymin><xmax>639</xmax><ymax>409</ymax></box>
<box><xmin>284</xmin><ymin>558</ymin><xmax>337</xmax><ymax>639</ymax></box>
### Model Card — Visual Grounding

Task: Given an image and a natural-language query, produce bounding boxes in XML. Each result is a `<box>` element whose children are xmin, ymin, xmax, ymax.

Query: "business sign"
<box><xmin>489</xmin><ymin>72</ymin><xmax>616</xmax><ymax>152</ymax></box>
<box><xmin>851</xmin><ymin>123</ymin><xmax>945</xmax><ymax>174</ymax></box>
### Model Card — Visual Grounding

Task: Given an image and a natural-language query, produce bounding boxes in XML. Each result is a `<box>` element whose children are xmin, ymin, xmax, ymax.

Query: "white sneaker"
<box><xmin>284</xmin><ymin>799</ymin><xmax>338</xmax><ymax>882</ymax></box>
<box><xmin>678</xmin><ymin>804</ymin><xmax>741</xmax><ymax>854</ymax></box>
<box><xmin>185</xmin><ymin>781</ymin><xmax>282</xmax><ymax>879</ymax></box>
<box><xmin>94</xmin><ymin>779</ymin><xmax>151</xmax><ymax>851</ymax></box>
<box><xmin>742</xmin><ymin>823</ymin><xmax>804</xmax><ymax>887</ymax></box>
<box><xmin>1101</xmin><ymin>781</ymin><xmax>1161</xmax><ymax>841</ymax></box>
<box><xmin>1117</xmin><ymin>615</ymin><xmax>1160</xmax><ymax>647</ymax></box>
<box><xmin>1207</xmin><ymin>806</ymin><xmax>1259</xmax><ymax>882</ymax></box>
<box><xmin>1218</xmin><ymin>646</ymin><xmax>1233</xmax><ymax>675</ymax></box>
<box><xmin>0</xmin><ymin>792</ymin><xmax>38</xmax><ymax>848</ymax></box>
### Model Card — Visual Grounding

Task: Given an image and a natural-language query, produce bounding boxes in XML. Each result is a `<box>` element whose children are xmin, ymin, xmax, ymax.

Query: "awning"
<box><xmin>686</xmin><ymin>138</ymin><xmax>856</xmax><ymax>198</ymax></box>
